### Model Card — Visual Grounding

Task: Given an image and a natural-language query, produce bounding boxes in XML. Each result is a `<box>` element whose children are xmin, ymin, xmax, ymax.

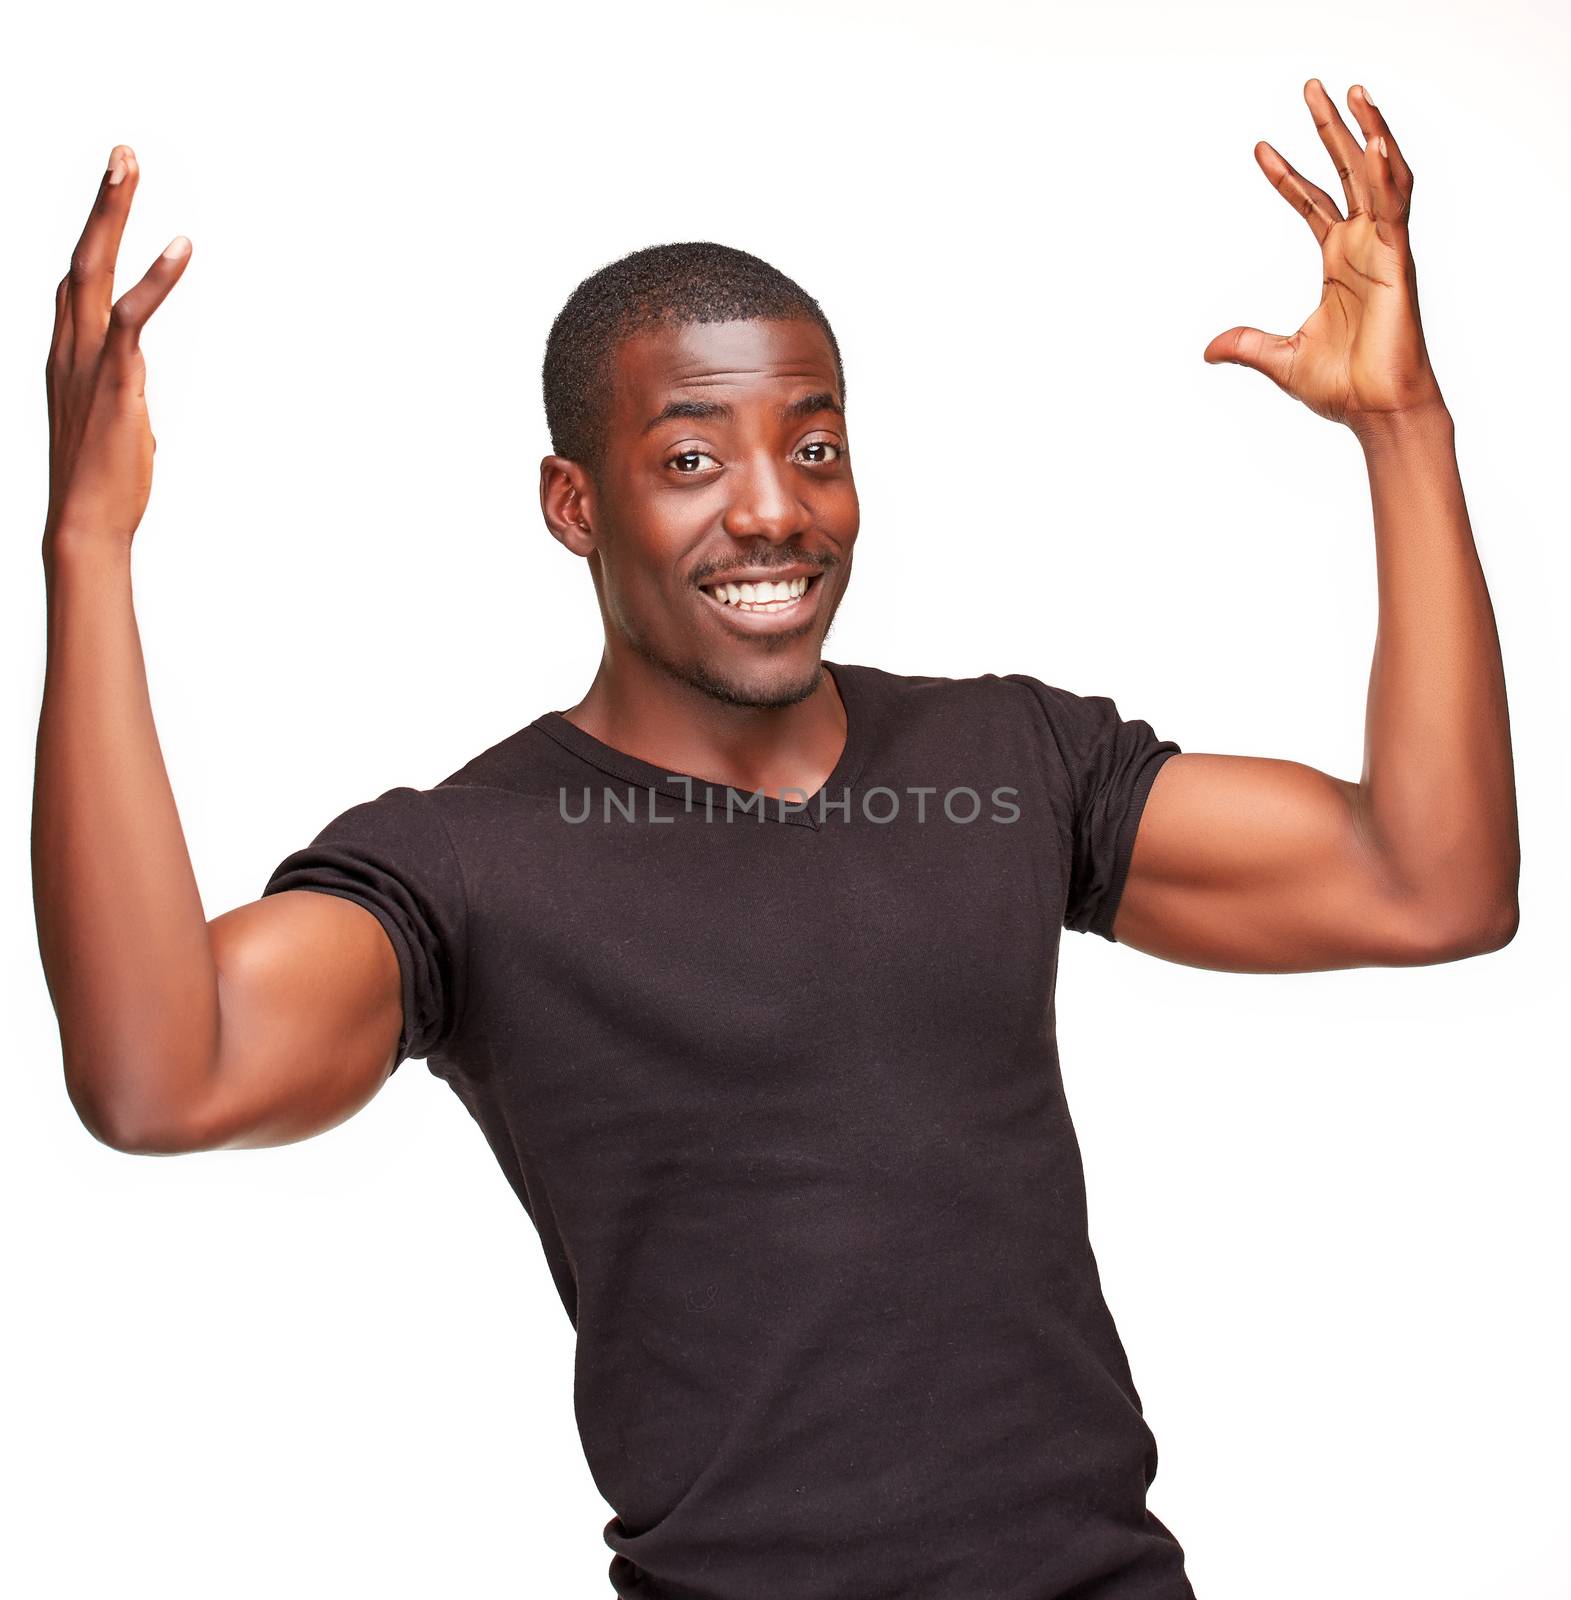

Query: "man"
<box><xmin>33</xmin><ymin>78</ymin><xmax>1517</xmax><ymax>1600</ymax></box>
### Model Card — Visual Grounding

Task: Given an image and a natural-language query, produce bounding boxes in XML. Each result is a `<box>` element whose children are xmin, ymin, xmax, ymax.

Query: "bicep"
<box><xmin>180</xmin><ymin>891</ymin><xmax>405</xmax><ymax>1150</ymax></box>
<box><xmin>1112</xmin><ymin>752</ymin><xmax>1437</xmax><ymax>972</ymax></box>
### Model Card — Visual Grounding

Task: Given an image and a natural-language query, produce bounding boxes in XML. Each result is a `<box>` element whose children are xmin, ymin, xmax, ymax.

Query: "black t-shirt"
<box><xmin>263</xmin><ymin>661</ymin><xmax>1189</xmax><ymax>1599</ymax></box>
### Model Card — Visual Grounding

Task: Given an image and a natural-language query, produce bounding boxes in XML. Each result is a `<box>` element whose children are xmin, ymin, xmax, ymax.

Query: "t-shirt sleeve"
<box><xmin>1006</xmin><ymin>675</ymin><xmax>1182</xmax><ymax>943</ymax></box>
<box><xmin>260</xmin><ymin>785</ymin><xmax>469</xmax><ymax>1071</ymax></box>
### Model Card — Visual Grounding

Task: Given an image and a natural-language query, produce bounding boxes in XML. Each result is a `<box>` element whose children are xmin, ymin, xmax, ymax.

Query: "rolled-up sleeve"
<box><xmin>262</xmin><ymin>785</ymin><xmax>469</xmax><ymax>1069</ymax></box>
<box><xmin>1007</xmin><ymin>676</ymin><xmax>1182</xmax><ymax>942</ymax></box>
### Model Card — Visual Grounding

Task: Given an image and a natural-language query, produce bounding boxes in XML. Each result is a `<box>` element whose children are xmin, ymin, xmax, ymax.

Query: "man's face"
<box><xmin>585</xmin><ymin>316</ymin><xmax>858</xmax><ymax>710</ymax></box>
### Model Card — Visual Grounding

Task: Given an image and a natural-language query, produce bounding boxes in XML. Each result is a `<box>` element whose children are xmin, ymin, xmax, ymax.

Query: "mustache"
<box><xmin>691</xmin><ymin>548</ymin><xmax>840</xmax><ymax>586</ymax></box>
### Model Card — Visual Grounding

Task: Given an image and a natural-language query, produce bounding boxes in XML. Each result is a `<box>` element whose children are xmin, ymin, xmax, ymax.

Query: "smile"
<box><xmin>700</xmin><ymin>573</ymin><xmax>817</xmax><ymax>613</ymax></box>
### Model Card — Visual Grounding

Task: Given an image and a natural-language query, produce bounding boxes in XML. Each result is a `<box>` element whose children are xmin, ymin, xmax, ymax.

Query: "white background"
<box><xmin>4</xmin><ymin>1</ymin><xmax>1567</xmax><ymax>1595</ymax></box>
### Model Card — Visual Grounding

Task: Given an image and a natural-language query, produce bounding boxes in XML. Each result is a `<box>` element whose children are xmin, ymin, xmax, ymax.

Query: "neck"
<box><xmin>562</xmin><ymin>650</ymin><xmax>848</xmax><ymax>801</ymax></box>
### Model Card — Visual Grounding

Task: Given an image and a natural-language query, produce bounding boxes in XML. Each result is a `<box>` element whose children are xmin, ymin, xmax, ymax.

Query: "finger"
<box><xmin>1347</xmin><ymin>85</ymin><xmax>1414</xmax><ymax>222</ymax></box>
<box><xmin>46</xmin><ymin>274</ymin><xmax>73</xmax><ymax>432</ymax></box>
<box><xmin>1203</xmin><ymin>325</ymin><xmax>1298</xmax><ymax>391</ymax></box>
<box><xmin>67</xmin><ymin>145</ymin><xmax>140</xmax><ymax>354</ymax></box>
<box><xmin>1254</xmin><ymin>140</ymin><xmax>1341</xmax><ymax>245</ymax></box>
<box><xmin>105</xmin><ymin>236</ymin><xmax>192</xmax><ymax>365</ymax></box>
<box><xmin>1361</xmin><ymin>133</ymin><xmax>1405</xmax><ymax>248</ymax></box>
<box><xmin>1303</xmin><ymin>78</ymin><xmax>1370</xmax><ymax>221</ymax></box>
<box><xmin>48</xmin><ymin>271</ymin><xmax>73</xmax><ymax>372</ymax></box>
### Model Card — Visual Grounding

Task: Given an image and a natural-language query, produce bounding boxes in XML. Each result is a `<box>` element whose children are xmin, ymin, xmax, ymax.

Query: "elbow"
<box><xmin>1474</xmin><ymin>899</ymin><xmax>1520</xmax><ymax>954</ymax></box>
<box><xmin>1408</xmin><ymin>897</ymin><xmax>1519</xmax><ymax>964</ymax></box>
<box><xmin>65</xmin><ymin>1060</ymin><xmax>202</xmax><ymax>1155</ymax></box>
<box><xmin>64</xmin><ymin>1065</ymin><xmax>134</xmax><ymax>1151</ymax></box>
<box><xmin>94</xmin><ymin>1119</ymin><xmax>201</xmax><ymax>1157</ymax></box>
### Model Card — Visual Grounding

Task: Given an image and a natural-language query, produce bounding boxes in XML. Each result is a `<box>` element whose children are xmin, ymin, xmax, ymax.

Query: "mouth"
<box><xmin>703</xmin><ymin>576</ymin><xmax>825</xmax><ymax>611</ymax></box>
<box><xmin>694</xmin><ymin>569</ymin><xmax>831</xmax><ymax>630</ymax></box>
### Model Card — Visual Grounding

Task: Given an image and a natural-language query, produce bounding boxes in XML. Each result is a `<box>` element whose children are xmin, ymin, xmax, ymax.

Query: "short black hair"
<box><xmin>542</xmin><ymin>242</ymin><xmax>845</xmax><ymax>484</ymax></box>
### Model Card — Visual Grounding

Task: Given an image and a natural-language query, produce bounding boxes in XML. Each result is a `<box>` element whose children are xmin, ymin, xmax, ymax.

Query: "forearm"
<box><xmin>1353</xmin><ymin>404</ymin><xmax>1519</xmax><ymax>939</ymax></box>
<box><xmin>32</xmin><ymin>534</ymin><xmax>220</xmax><ymax>1147</ymax></box>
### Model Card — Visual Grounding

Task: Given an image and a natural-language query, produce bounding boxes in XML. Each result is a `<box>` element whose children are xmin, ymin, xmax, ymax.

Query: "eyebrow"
<box><xmin>640</xmin><ymin>391</ymin><xmax>844</xmax><ymax>435</ymax></box>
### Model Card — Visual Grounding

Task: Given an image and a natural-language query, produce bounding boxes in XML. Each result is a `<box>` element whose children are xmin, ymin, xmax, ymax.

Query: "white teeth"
<box><xmin>705</xmin><ymin>574</ymin><xmax>814</xmax><ymax>609</ymax></box>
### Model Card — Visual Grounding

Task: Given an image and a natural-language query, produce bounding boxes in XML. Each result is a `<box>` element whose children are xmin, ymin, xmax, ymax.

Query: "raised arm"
<box><xmin>32</xmin><ymin>147</ymin><xmax>404</xmax><ymax>1151</ymax></box>
<box><xmin>1113</xmin><ymin>80</ymin><xmax>1518</xmax><ymax>974</ymax></box>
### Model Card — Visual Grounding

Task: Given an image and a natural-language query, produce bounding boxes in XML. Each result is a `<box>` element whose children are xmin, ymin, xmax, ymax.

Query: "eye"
<box><xmin>796</xmin><ymin>440</ymin><xmax>845</xmax><ymax>466</ymax></box>
<box><xmin>667</xmin><ymin>449</ymin><xmax>719</xmax><ymax>474</ymax></box>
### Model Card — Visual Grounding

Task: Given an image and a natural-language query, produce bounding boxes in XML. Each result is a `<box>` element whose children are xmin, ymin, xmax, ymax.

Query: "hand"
<box><xmin>44</xmin><ymin>145</ymin><xmax>191</xmax><ymax>550</ymax></box>
<box><xmin>1204</xmin><ymin>80</ymin><xmax>1446</xmax><ymax>439</ymax></box>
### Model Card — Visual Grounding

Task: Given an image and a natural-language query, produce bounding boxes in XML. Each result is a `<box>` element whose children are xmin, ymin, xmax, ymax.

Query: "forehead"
<box><xmin>609</xmin><ymin>318</ymin><xmax>840</xmax><ymax>425</ymax></box>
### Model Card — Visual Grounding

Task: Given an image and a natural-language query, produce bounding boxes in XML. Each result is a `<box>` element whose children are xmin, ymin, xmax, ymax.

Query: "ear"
<box><xmin>539</xmin><ymin>455</ymin><xmax>599</xmax><ymax>557</ymax></box>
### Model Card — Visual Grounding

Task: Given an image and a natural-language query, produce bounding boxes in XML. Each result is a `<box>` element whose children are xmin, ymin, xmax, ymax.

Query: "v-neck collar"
<box><xmin>531</xmin><ymin>661</ymin><xmax>868</xmax><ymax>831</ymax></box>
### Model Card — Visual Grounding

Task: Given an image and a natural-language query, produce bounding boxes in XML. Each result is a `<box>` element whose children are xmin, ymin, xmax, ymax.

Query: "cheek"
<box><xmin>820</xmin><ymin>481</ymin><xmax>860</xmax><ymax>540</ymax></box>
<box><xmin>601</xmin><ymin>530</ymin><xmax>696</xmax><ymax>628</ymax></box>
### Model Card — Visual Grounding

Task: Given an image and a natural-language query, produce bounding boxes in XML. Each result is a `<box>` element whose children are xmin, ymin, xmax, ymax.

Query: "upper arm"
<box><xmin>1112</xmin><ymin>752</ymin><xmax>1488</xmax><ymax>971</ymax></box>
<box><xmin>177</xmin><ymin>889</ymin><xmax>406</xmax><ymax>1150</ymax></box>
<box><xmin>160</xmin><ymin>783</ymin><xmax>468</xmax><ymax>1152</ymax></box>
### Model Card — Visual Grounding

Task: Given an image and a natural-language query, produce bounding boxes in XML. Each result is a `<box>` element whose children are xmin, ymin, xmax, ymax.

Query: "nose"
<box><xmin>720</xmin><ymin>452</ymin><xmax>814</xmax><ymax>545</ymax></box>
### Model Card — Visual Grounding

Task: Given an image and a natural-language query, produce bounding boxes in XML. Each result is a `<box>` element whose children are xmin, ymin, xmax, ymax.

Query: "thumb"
<box><xmin>1203</xmin><ymin>325</ymin><xmax>1297</xmax><ymax>388</ymax></box>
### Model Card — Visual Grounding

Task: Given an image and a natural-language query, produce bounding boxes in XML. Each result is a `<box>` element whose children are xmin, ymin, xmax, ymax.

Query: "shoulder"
<box><xmin>829</xmin><ymin>659</ymin><xmax>1051</xmax><ymax>710</ymax></box>
<box><xmin>425</xmin><ymin>714</ymin><xmax>593</xmax><ymax>807</ymax></box>
<box><xmin>831</xmin><ymin>659</ymin><xmax>1098</xmax><ymax>735</ymax></box>
<box><xmin>269</xmin><ymin>715</ymin><xmax>570</xmax><ymax>879</ymax></box>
